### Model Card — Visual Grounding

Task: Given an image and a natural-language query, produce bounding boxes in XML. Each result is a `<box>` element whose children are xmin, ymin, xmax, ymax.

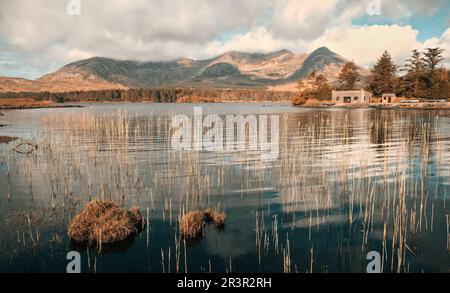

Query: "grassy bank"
<box><xmin>0</xmin><ymin>98</ymin><xmax>84</xmax><ymax>110</ymax></box>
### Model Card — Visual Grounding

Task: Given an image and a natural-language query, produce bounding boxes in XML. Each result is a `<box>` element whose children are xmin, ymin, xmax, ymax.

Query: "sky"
<box><xmin>0</xmin><ymin>0</ymin><xmax>449</xmax><ymax>79</ymax></box>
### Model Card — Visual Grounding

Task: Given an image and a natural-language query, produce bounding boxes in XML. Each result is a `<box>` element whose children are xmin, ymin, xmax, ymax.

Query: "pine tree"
<box><xmin>369</xmin><ymin>51</ymin><xmax>397</xmax><ymax>96</ymax></box>
<box><xmin>401</xmin><ymin>49</ymin><xmax>427</xmax><ymax>99</ymax></box>
<box><xmin>423</xmin><ymin>48</ymin><xmax>445</xmax><ymax>73</ymax></box>
<box><xmin>338</xmin><ymin>61</ymin><xmax>359</xmax><ymax>90</ymax></box>
<box><xmin>423</xmin><ymin>47</ymin><xmax>445</xmax><ymax>99</ymax></box>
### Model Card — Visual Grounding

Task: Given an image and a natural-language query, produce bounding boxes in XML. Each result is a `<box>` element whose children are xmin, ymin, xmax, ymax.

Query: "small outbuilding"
<box><xmin>382</xmin><ymin>93</ymin><xmax>397</xmax><ymax>103</ymax></box>
<box><xmin>332</xmin><ymin>89</ymin><xmax>372</xmax><ymax>104</ymax></box>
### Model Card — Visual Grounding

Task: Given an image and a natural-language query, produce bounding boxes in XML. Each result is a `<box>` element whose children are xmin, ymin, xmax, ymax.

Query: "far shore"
<box><xmin>0</xmin><ymin>98</ymin><xmax>84</xmax><ymax>110</ymax></box>
<box><xmin>1</xmin><ymin>98</ymin><xmax>449</xmax><ymax>111</ymax></box>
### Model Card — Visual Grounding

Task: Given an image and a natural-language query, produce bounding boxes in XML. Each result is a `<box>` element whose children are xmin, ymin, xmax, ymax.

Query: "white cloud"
<box><xmin>311</xmin><ymin>25</ymin><xmax>450</xmax><ymax>68</ymax></box>
<box><xmin>423</xmin><ymin>28</ymin><xmax>450</xmax><ymax>67</ymax></box>
<box><xmin>0</xmin><ymin>0</ymin><xmax>447</xmax><ymax>78</ymax></box>
<box><xmin>312</xmin><ymin>25</ymin><xmax>420</xmax><ymax>67</ymax></box>
<box><xmin>270</xmin><ymin>0</ymin><xmax>344</xmax><ymax>40</ymax></box>
<box><xmin>0</xmin><ymin>0</ymin><xmax>271</xmax><ymax>77</ymax></box>
<box><xmin>205</xmin><ymin>26</ymin><xmax>307</xmax><ymax>56</ymax></box>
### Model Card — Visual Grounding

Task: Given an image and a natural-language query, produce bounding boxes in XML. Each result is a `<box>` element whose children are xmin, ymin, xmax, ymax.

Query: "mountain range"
<box><xmin>0</xmin><ymin>47</ymin><xmax>368</xmax><ymax>93</ymax></box>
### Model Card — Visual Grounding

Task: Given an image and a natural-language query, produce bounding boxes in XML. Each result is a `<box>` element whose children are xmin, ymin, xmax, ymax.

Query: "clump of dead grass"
<box><xmin>204</xmin><ymin>208</ymin><xmax>225</xmax><ymax>227</ymax></box>
<box><xmin>180</xmin><ymin>208</ymin><xmax>226</xmax><ymax>239</ymax></box>
<box><xmin>68</xmin><ymin>200</ymin><xmax>143</xmax><ymax>245</ymax></box>
<box><xmin>180</xmin><ymin>211</ymin><xmax>205</xmax><ymax>239</ymax></box>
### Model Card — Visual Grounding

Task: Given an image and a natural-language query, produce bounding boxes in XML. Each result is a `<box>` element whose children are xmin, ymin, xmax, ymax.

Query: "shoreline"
<box><xmin>0</xmin><ymin>100</ymin><xmax>449</xmax><ymax>111</ymax></box>
<box><xmin>0</xmin><ymin>104</ymin><xmax>84</xmax><ymax>110</ymax></box>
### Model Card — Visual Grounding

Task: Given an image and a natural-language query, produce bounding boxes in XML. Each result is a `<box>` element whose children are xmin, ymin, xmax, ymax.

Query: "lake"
<box><xmin>0</xmin><ymin>103</ymin><xmax>449</xmax><ymax>273</ymax></box>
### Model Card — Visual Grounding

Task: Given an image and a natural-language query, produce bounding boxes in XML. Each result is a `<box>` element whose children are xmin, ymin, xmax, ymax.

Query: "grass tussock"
<box><xmin>180</xmin><ymin>208</ymin><xmax>226</xmax><ymax>239</ymax></box>
<box><xmin>179</xmin><ymin>211</ymin><xmax>205</xmax><ymax>239</ymax></box>
<box><xmin>204</xmin><ymin>208</ymin><xmax>225</xmax><ymax>227</ymax></box>
<box><xmin>68</xmin><ymin>200</ymin><xmax>143</xmax><ymax>245</ymax></box>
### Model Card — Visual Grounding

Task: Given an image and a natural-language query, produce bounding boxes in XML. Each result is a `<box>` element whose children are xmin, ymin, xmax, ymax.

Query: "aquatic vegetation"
<box><xmin>179</xmin><ymin>211</ymin><xmax>205</xmax><ymax>239</ymax></box>
<box><xmin>180</xmin><ymin>208</ymin><xmax>225</xmax><ymax>239</ymax></box>
<box><xmin>68</xmin><ymin>200</ymin><xmax>143</xmax><ymax>246</ymax></box>
<box><xmin>204</xmin><ymin>208</ymin><xmax>225</xmax><ymax>228</ymax></box>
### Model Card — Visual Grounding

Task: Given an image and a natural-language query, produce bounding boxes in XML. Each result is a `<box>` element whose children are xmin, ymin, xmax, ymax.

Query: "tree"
<box><xmin>312</xmin><ymin>74</ymin><xmax>327</xmax><ymax>91</ymax></box>
<box><xmin>314</xmin><ymin>74</ymin><xmax>332</xmax><ymax>100</ymax></box>
<box><xmin>401</xmin><ymin>49</ymin><xmax>427</xmax><ymax>99</ymax></box>
<box><xmin>296</xmin><ymin>79</ymin><xmax>305</xmax><ymax>91</ymax></box>
<box><xmin>429</xmin><ymin>68</ymin><xmax>450</xmax><ymax>100</ymax></box>
<box><xmin>423</xmin><ymin>47</ymin><xmax>445</xmax><ymax>99</ymax></box>
<box><xmin>292</xmin><ymin>73</ymin><xmax>331</xmax><ymax>105</ymax></box>
<box><xmin>423</xmin><ymin>48</ymin><xmax>445</xmax><ymax>73</ymax></box>
<box><xmin>369</xmin><ymin>51</ymin><xmax>397</xmax><ymax>96</ymax></box>
<box><xmin>338</xmin><ymin>61</ymin><xmax>359</xmax><ymax>90</ymax></box>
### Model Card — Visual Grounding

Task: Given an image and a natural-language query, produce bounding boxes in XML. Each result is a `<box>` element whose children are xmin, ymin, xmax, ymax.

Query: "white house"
<box><xmin>332</xmin><ymin>89</ymin><xmax>372</xmax><ymax>104</ymax></box>
<box><xmin>382</xmin><ymin>93</ymin><xmax>397</xmax><ymax>103</ymax></box>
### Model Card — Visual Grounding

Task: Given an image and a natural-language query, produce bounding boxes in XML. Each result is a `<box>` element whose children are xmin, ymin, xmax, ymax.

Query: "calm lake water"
<box><xmin>0</xmin><ymin>103</ymin><xmax>449</xmax><ymax>273</ymax></box>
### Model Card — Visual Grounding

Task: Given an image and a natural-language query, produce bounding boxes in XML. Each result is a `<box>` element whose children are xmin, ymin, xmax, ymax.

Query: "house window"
<box><xmin>354</xmin><ymin>96</ymin><xmax>359</xmax><ymax>101</ymax></box>
<box><xmin>344</xmin><ymin>96</ymin><xmax>352</xmax><ymax>103</ymax></box>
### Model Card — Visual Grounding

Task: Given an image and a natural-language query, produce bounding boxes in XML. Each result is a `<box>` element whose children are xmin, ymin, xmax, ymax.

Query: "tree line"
<box><xmin>0</xmin><ymin>88</ymin><xmax>297</xmax><ymax>103</ymax></box>
<box><xmin>364</xmin><ymin>47</ymin><xmax>448</xmax><ymax>99</ymax></box>
<box><xmin>293</xmin><ymin>47</ymin><xmax>449</xmax><ymax>105</ymax></box>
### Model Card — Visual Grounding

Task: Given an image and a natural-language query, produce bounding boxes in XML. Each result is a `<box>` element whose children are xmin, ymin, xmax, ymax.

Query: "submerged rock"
<box><xmin>68</xmin><ymin>200</ymin><xmax>144</xmax><ymax>245</ymax></box>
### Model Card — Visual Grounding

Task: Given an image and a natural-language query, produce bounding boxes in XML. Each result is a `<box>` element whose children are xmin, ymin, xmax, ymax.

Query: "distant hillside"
<box><xmin>0</xmin><ymin>47</ymin><xmax>369</xmax><ymax>93</ymax></box>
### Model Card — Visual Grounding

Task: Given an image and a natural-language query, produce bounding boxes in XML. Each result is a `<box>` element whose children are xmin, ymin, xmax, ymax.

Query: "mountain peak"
<box><xmin>310</xmin><ymin>47</ymin><xmax>335</xmax><ymax>56</ymax></box>
<box><xmin>285</xmin><ymin>47</ymin><xmax>349</xmax><ymax>82</ymax></box>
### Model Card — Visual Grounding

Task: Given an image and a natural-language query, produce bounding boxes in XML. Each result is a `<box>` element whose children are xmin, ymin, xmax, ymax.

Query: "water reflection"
<box><xmin>0</xmin><ymin>104</ymin><xmax>449</xmax><ymax>273</ymax></box>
